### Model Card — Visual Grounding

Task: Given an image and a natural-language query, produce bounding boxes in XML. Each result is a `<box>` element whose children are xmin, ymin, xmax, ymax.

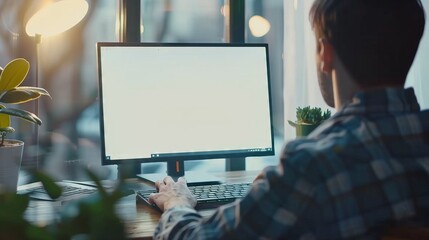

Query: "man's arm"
<box><xmin>149</xmin><ymin>162</ymin><xmax>316</xmax><ymax>239</ymax></box>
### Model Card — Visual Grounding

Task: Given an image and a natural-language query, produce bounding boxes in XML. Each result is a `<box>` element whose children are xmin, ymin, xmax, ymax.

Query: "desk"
<box><xmin>21</xmin><ymin>170</ymin><xmax>259</xmax><ymax>239</ymax></box>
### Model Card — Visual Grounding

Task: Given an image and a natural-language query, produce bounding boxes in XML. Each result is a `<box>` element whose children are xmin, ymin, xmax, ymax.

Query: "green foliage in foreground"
<box><xmin>0</xmin><ymin>170</ymin><xmax>131</xmax><ymax>240</ymax></box>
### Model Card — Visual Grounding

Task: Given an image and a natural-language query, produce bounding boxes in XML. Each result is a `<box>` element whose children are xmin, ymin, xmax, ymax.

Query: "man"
<box><xmin>149</xmin><ymin>0</ymin><xmax>429</xmax><ymax>239</ymax></box>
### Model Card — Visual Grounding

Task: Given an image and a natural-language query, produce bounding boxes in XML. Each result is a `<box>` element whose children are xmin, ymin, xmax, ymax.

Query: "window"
<box><xmin>0</xmin><ymin>0</ymin><xmax>283</xmax><ymax>182</ymax></box>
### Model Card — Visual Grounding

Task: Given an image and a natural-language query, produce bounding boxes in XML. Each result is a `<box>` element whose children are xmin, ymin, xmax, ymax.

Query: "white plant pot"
<box><xmin>0</xmin><ymin>139</ymin><xmax>24</xmax><ymax>192</ymax></box>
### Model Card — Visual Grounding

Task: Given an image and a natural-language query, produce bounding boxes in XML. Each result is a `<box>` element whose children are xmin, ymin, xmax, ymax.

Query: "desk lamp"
<box><xmin>25</xmin><ymin>0</ymin><xmax>89</xmax><ymax>167</ymax></box>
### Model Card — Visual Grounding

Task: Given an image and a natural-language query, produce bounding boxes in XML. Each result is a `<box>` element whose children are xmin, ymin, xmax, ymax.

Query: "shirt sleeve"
<box><xmin>153</xmin><ymin>161</ymin><xmax>317</xmax><ymax>239</ymax></box>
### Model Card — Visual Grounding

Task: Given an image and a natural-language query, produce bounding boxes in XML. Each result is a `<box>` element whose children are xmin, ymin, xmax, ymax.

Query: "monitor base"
<box><xmin>136</xmin><ymin>171</ymin><xmax>222</xmax><ymax>186</ymax></box>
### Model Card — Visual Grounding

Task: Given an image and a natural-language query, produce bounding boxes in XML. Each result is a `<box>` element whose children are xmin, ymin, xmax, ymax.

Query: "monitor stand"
<box><xmin>136</xmin><ymin>159</ymin><xmax>222</xmax><ymax>186</ymax></box>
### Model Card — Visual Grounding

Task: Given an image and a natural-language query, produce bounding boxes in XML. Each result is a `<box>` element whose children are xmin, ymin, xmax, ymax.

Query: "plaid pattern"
<box><xmin>154</xmin><ymin>88</ymin><xmax>429</xmax><ymax>240</ymax></box>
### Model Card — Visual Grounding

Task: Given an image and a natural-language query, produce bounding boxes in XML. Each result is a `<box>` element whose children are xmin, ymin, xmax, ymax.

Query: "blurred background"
<box><xmin>1</xmin><ymin>0</ymin><xmax>284</xmax><ymax>182</ymax></box>
<box><xmin>0</xmin><ymin>0</ymin><xmax>427</xmax><ymax>183</ymax></box>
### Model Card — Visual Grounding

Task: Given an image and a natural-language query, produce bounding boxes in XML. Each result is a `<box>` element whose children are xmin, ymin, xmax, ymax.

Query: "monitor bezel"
<box><xmin>97</xmin><ymin>42</ymin><xmax>275</xmax><ymax>166</ymax></box>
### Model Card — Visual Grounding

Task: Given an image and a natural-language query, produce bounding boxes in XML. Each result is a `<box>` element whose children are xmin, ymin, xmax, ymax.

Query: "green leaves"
<box><xmin>0</xmin><ymin>107</ymin><xmax>42</xmax><ymax>125</ymax></box>
<box><xmin>0</xmin><ymin>58</ymin><xmax>50</xmax><ymax>140</ymax></box>
<box><xmin>0</xmin><ymin>192</ymin><xmax>29</xmax><ymax>217</ymax></box>
<box><xmin>0</xmin><ymin>58</ymin><xmax>29</xmax><ymax>91</ymax></box>
<box><xmin>295</xmin><ymin>106</ymin><xmax>331</xmax><ymax>125</ymax></box>
<box><xmin>34</xmin><ymin>171</ymin><xmax>63</xmax><ymax>200</ymax></box>
<box><xmin>0</xmin><ymin>105</ymin><xmax>11</xmax><ymax>128</ymax></box>
<box><xmin>0</xmin><ymin>87</ymin><xmax>50</xmax><ymax>104</ymax></box>
<box><xmin>0</xmin><ymin>192</ymin><xmax>39</xmax><ymax>240</ymax></box>
<box><xmin>0</xmin><ymin>169</ymin><xmax>130</xmax><ymax>239</ymax></box>
<box><xmin>0</xmin><ymin>172</ymin><xmax>60</xmax><ymax>239</ymax></box>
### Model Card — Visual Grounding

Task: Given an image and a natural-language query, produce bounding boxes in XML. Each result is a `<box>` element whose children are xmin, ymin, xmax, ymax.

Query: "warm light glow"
<box><xmin>26</xmin><ymin>0</ymin><xmax>89</xmax><ymax>37</ymax></box>
<box><xmin>249</xmin><ymin>15</ymin><xmax>271</xmax><ymax>38</ymax></box>
<box><xmin>220</xmin><ymin>5</ymin><xmax>229</xmax><ymax>17</ymax></box>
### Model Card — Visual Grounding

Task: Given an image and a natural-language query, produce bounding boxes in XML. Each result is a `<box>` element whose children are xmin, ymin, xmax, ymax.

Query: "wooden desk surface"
<box><xmin>21</xmin><ymin>170</ymin><xmax>259</xmax><ymax>239</ymax></box>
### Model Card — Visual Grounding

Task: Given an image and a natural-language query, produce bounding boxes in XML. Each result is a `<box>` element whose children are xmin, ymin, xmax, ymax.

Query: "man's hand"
<box><xmin>148</xmin><ymin>176</ymin><xmax>197</xmax><ymax>212</ymax></box>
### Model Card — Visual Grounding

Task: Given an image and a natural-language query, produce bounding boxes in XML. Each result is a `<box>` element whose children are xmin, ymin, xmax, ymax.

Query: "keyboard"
<box><xmin>136</xmin><ymin>182</ymin><xmax>251</xmax><ymax>210</ymax></box>
<box><xmin>18</xmin><ymin>182</ymin><xmax>98</xmax><ymax>201</ymax></box>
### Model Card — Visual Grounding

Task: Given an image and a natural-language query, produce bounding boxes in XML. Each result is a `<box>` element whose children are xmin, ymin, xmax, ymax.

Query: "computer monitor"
<box><xmin>97</xmin><ymin>42</ymin><xmax>274</xmax><ymax>185</ymax></box>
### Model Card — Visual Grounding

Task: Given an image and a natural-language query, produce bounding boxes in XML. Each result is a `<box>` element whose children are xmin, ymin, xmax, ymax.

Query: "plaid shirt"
<box><xmin>154</xmin><ymin>88</ymin><xmax>429</xmax><ymax>240</ymax></box>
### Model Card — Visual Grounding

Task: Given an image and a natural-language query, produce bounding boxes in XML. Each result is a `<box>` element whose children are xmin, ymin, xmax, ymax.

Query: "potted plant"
<box><xmin>288</xmin><ymin>106</ymin><xmax>331</xmax><ymax>137</ymax></box>
<box><xmin>0</xmin><ymin>58</ymin><xmax>50</xmax><ymax>191</ymax></box>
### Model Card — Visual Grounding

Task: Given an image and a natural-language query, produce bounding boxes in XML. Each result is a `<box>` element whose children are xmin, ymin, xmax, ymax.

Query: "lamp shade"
<box><xmin>26</xmin><ymin>0</ymin><xmax>89</xmax><ymax>37</ymax></box>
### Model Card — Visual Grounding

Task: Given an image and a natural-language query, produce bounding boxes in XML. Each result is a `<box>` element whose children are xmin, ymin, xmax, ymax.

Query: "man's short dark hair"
<box><xmin>310</xmin><ymin>0</ymin><xmax>426</xmax><ymax>87</ymax></box>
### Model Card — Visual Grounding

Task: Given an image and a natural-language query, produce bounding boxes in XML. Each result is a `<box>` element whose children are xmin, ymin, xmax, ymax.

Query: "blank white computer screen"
<box><xmin>98</xmin><ymin>43</ymin><xmax>273</xmax><ymax>162</ymax></box>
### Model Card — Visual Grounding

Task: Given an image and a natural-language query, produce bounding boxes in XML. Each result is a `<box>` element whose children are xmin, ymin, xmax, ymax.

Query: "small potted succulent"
<box><xmin>288</xmin><ymin>106</ymin><xmax>331</xmax><ymax>137</ymax></box>
<box><xmin>0</xmin><ymin>58</ymin><xmax>50</xmax><ymax>191</ymax></box>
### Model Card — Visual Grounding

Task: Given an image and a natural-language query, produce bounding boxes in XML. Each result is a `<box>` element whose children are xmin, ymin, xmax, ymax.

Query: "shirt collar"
<box><xmin>339</xmin><ymin>87</ymin><xmax>421</xmax><ymax>116</ymax></box>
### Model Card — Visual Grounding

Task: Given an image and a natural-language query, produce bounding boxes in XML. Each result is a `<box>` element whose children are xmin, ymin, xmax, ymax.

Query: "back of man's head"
<box><xmin>310</xmin><ymin>0</ymin><xmax>426</xmax><ymax>87</ymax></box>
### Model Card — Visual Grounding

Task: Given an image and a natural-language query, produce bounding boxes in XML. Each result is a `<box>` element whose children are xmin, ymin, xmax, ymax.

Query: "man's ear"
<box><xmin>318</xmin><ymin>38</ymin><xmax>334</xmax><ymax>73</ymax></box>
